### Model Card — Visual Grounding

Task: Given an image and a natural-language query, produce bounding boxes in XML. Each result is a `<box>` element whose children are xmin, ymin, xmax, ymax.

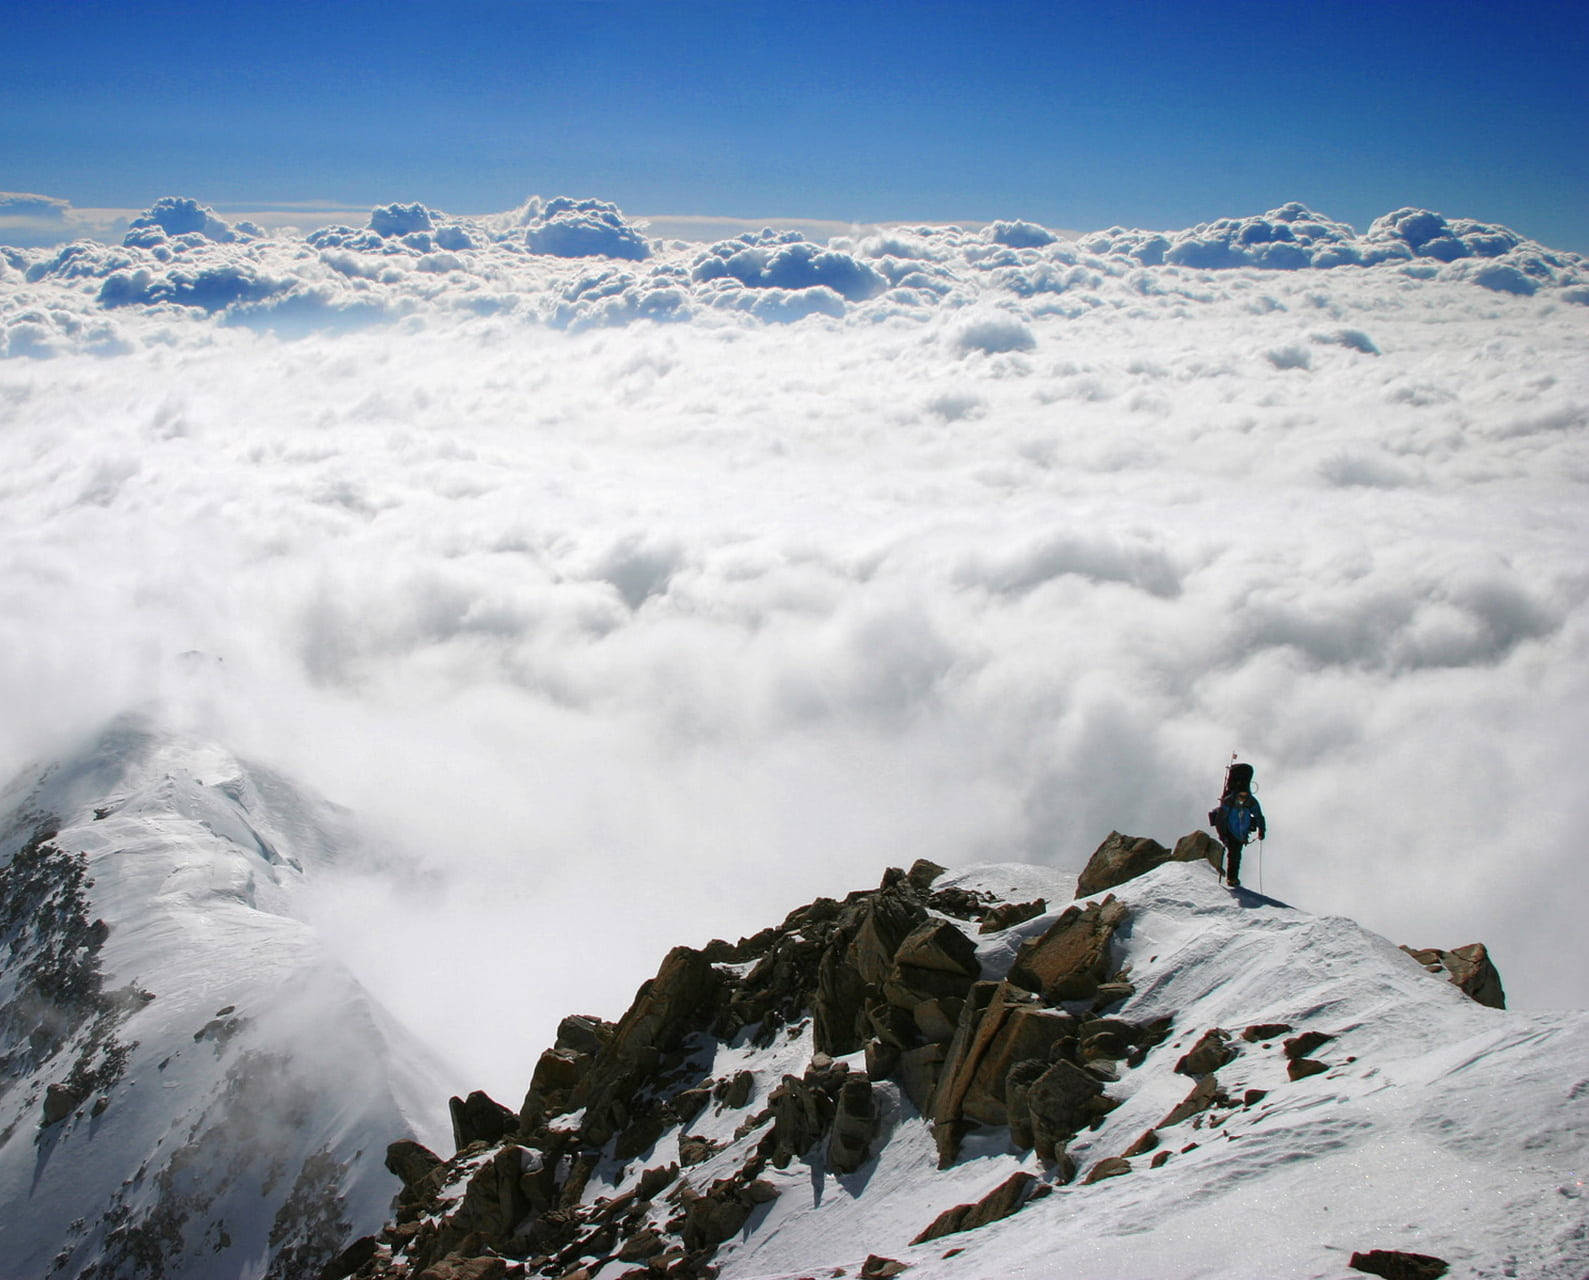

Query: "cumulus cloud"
<box><xmin>2</xmin><ymin>193</ymin><xmax>1587</xmax><ymax>1098</ymax></box>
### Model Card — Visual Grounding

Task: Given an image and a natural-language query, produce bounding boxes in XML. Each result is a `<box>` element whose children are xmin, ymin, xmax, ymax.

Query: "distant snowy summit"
<box><xmin>0</xmin><ymin>718</ymin><xmax>451</xmax><ymax>1280</ymax></box>
<box><xmin>337</xmin><ymin>833</ymin><xmax>1584</xmax><ymax>1280</ymax></box>
<box><xmin>3</xmin><ymin>192</ymin><xmax>1584</xmax><ymax>355</ymax></box>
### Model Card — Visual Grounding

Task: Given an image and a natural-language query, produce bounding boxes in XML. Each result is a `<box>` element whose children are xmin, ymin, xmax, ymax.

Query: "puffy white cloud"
<box><xmin>2</xmin><ymin>193</ymin><xmax>1587</xmax><ymax>1094</ymax></box>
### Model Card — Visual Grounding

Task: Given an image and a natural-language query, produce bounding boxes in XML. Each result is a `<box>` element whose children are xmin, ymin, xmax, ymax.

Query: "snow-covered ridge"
<box><xmin>2</xmin><ymin>193</ymin><xmax>1584</xmax><ymax>356</ymax></box>
<box><xmin>348</xmin><ymin>842</ymin><xmax>1589</xmax><ymax>1280</ymax></box>
<box><xmin>0</xmin><ymin>718</ymin><xmax>451</xmax><ymax>1280</ymax></box>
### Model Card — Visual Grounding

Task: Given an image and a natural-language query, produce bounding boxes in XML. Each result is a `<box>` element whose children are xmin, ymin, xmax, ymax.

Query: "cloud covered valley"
<box><xmin>2</xmin><ymin>194</ymin><xmax>1585</xmax><ymax>1102</ymax></box>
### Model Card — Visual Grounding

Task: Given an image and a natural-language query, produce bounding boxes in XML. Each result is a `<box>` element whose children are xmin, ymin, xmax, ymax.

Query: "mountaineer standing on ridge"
<box><xmin>1209</xmin><ymin>760</ymin><xmax>1266</xmax><ymax>889</ymax></box>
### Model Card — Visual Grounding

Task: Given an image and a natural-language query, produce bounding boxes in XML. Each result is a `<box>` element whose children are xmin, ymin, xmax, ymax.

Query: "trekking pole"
<box><xmin>1257</xmin><ymin>838</ymin><xmax>1264</xmax><ymax>896</ymax></box>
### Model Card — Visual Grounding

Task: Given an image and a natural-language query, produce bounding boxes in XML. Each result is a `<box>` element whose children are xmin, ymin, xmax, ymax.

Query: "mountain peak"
<box><xmin>337</xmin><ymin>839</ymin><xmax>1584</xmax><ymax>1280</ymax></box>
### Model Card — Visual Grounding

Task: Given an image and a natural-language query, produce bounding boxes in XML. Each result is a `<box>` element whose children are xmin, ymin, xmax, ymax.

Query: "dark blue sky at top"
<box><xmin>4</xmin><ymin>0</ymin><xmax>1585</xmax><ymax>250</ymax></box>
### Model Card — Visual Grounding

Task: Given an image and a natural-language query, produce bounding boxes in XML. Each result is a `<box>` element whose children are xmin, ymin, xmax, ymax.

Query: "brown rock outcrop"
<box><xmin>1401</xmin><ymin>943</ymin><xmax>1506</xmax><ymax>1009</ymax></box>
<box><xmin>1007</xmin><ymin>895</ymin><xmax>1129</xmax><ymax>1003</ymax></box>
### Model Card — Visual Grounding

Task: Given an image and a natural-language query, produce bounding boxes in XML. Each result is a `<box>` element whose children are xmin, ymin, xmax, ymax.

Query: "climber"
<box><xmin>1208</xmin><ymin>760</ymin><xmax>1266</xmax><ymax>889</ymax></box>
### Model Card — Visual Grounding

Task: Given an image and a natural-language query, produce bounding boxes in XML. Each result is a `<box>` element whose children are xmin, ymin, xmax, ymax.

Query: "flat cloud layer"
<box><xmin>1</xmin><ymin>195</ymin><xmax>1585</xmax><ymax>1101</ymax></box>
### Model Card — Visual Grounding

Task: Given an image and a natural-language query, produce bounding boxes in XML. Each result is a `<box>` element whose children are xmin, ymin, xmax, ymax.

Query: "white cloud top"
<box><xmin>1</xmin><ymin>192</ymin><xmax>1585</xmax><ymax>1089</ymax></box>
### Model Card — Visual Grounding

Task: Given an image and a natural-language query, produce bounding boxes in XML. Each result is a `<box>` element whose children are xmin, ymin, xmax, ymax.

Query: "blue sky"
<box><xmin>4</xmin><ymin>0</ymin><xmax>1585</xmax><ymax>249</ymax></box>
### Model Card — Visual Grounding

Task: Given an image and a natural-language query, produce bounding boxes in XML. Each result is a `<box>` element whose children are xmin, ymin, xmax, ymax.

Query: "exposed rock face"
<box><xmin>1401</xmin><ymin>943</ymin><xmax>1507</xmax><ymax>1009</ymax></box>
<box><xmin>449</xmin><ymin>1090</ymin><xmax>519</xmax><ymax>1152</ymax></box>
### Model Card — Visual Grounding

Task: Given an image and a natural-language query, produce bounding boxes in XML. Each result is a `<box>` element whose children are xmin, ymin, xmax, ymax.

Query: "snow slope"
<box><xmin>561</xmin><ymin>861</ymin><xmax>1588</xmax><ymax>1280</ymax></box>
<box><xmin>0</xmin><ymin>716</ymin><xmax>452</xmax><ymax>1280</ymax></box>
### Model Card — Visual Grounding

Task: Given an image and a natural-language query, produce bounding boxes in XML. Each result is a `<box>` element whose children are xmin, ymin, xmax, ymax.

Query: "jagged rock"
<box><xmin>1349</xmin><ymin>1249</ymin><xmax>1450</xmax><ymax>1279</ymax></box>
<box><xmin>1288</xmin><ymin>1057</ymin><xmax>1330</xmax><ymax>1081</ymax></box>
<box><xmin>386</xmin><ymin>1139</ymin><xmax>445</xmax><ymax>1189</ymax></box>
<box><xmin>977</xmin><ymin>898</ymin><xmax>1046</xmax><ymax>934</ymax></box>
<box><xmin>578</xmin><ymin>946</ymin><xmax>721</xmax><ymax>1143</ymax></box>
<box><xmin>960</xmin><ymin>1005</ymin><xmax>1073</xmax><ymax>1126</ymax></box>
<box><xmin>1243</xmin><ymin>1022</ymin><xmax>1293</xmax><ymax>1042</ymax></box>
<box><xmin>1158</xmin><ymin>1075</ymin><xmax>1223</xmax><ymax>1128</ymax></box>
<box><xmin>713</xmin><ymin>1070</ymin><xmax>754</xmax><ymax>1109</ymax></box>
<box><xmin>419</xmin><ymin>1146</ymin><xmax>534</xmax><ymax>1268</ymax></box>
<box><xmin>617</xmin><ymin>1227</ymin><xmax>666</xmax><ymax>1261</ymax></box>
<box><xmin>893</xmin><ymin>919</ymin><xmax>981</xmax><ymax>977</ymax></box>
<box><xmin>826</xmin><ymin>1075</ymin><xmax>879</xmax><ymax>1173</ymax></box>
<box><xmin>907</xmin><ymin>858</ymin><xmax>947</xmax><ymax>890</ymax></box>
<box><xmin>318</xmin><ymin>1233</ymin><xmax>377</xmax><ymax>1280</ymax></box>
<box><xmin>1175</xmin><ymin>1028</ymin><xmax>1235</xmax><ymax>1077</ymax></box>
<box><xmin>414</xmin><ymin>1257</ymin><xmax>512</xmax><ymax>1280</ymax></box>
<box><xmin>608</xmin><ymin>946</ymin><xmax>722</xmax><ymax>1063</ymax></box>
<box><xmin>520</xmin><ymin>1047</ymin><xmax>587</xmax><ymax>1124</ymax></box>
<box><xmin>767</xmin><ymin>1073</ymin><xmax>835</xmax><ymax>1167</ymax></box>
<box><xmin>679</xmin><ymin>1135</ymin><xmax>719</xmax><ymax>1167</ymax></box>
<box><xmin>1284</xmin><ymin>1030</ymin><xmax>1334</xmax><ymax>1060</ymax></box>
<box><xmin>910</xmin><ymin>1170</ymin><xmax>1036</xmax><ymax>1244</ymax></box>
<box><xmin>1083</xmin><ymin>1156</ymin><xmax>1132</xmax><ymax>1184</ymax></box>
<box><xmin>1122</xmin><ymin>1128</ymin><xmax>1160</xmax><ymax>1157</ymax></box>
<box><xmin>1076</xmin><ymin>830</ymin><xmax>1226</xmax><ymax>897</ymax></box>
<box><xmin>1401</xmin><ymin>943</ymin><xmax>1507</xmax><ymax>1009</ymax></box>
<box><xmin>860</xmin><ymin>1257</ymin><xmax>909</xmax><ymax>1279</ymax></box>
<box><xmin>852</xmin><ymin>889</ymin><xmax>929</xmax><ymax>987</ymax></box>
<box><xmin>1004</xmin><ymin>1059</ymin><xmax>1048</xmax><ymax>1150</ymax></box>
<box><xmin>1090</xmin><ymin>980</ymin><xmax>1135</xmax><ymax>1008</ymax></box>
<box><xmin>555</xmin><ymin>1014</ymin><xmax>615</xmax><ymax>1056</ymax></box>
<box><xmin>1007</xmin><ymin>896</ymin><xmax>1129</xmax><ymax>1002</ymax></box>
<box><xmin>1025</xmin><ymin>1059</ymin><xmax>1104</xmax><ymax>1164</ymax></box>
<box><xmin>450</xmin><ymin>1091</ymin><xmax>519</xmax><ymax>1152</ymax></box>
<box><xmin>673</xmin><ymin>1086</ymin><xmax>712</xmax><ymax>1125</ymax></box>
<box><xmin>615</xmin><ymin>1109</ymin><xmax>670</xmax><ymax>1159</ymax></box>
<box><xmin>813</xmin><ymin>938</ymin><xmax>869</xmax><ymax>1056</ymax></box>
<box><xmin>929</xmin><ymin>981</ymin><xmax>1053</xmax><ymax>1143</ymax></box>
<box><xmin>679</xmin><ymin>1177</ymin><xmax>778</xmax><ymax>1252</ymax></box>
<box><xmin>41</xmin><ymin>1082</ymin><xmax>83</xmax><ymax>1126</ymax></box>
<box><xmin>882</xmin><ymin>962</ymin><xmax>977</xmax><ymax>1008</ymax></box>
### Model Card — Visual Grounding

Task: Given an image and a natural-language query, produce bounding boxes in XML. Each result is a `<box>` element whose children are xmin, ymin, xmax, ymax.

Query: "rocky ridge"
<box><xmin>334</xmin><ymin>830</ymin><xmax>1510</xmax><ymax>1280</ymax></box>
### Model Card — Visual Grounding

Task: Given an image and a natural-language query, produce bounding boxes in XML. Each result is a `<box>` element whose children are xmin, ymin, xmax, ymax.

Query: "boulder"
<box><xmin>959</xmin><ymin>1005</ymin><xmax>1073</xmax><ymax>1126</ymax></box>
<box><xmin>1348</xmin><ymin>1249</ymin><xmax>1449</xmax><ymax>1279</ymax></box>
<box><xmin>910</xmin><ymin>1170</ymin><xmax>1036</xmax><ymax>1244</ymax></box>
<box><xmin>912</xmin><ymin>996</ymin><xmax>964</xmax><ymax>1043</ymax></box>
<box><xmin>1007</xmin><ymin>896</ymin><xmax>1129</xmax><ymax>1003</ymax></box>
<box><xmin>41</xmin><ymin>1082</ymin><xmax>83</xmax><ymax>1127</ymax></box>
<box><xmin>449</xmin><ymin>1091</ymin><xmax>518</xmax><ymax>1152</ymax></box>
<box><xmin>977</xmin><ymin>898</ymin><xmax>1046</xmax><ymax>934</ymax></box>
<box><xmin>1075</xmin><ymin>832</ymin><xmax>1171</xmax><ymax>897</ymax></box>
<box><xmin>1175</xmin><ymin>1028</ymin><xmax>1236</xmax><ymax>1077</ymax></box>
<box><xmin>767</xmin><ymin>1074</ymin><xmax>834</xmax><ymax>1167</ymax></box>
<box><xmin>893</xmin><ymin>919</ymin><xmax>980</xmax><ymax>977</ymax></box>
<box><xmin>1025</xmin><ymin>1059</ymin><xmax>1104</xmax><ymax>1163</ymax></box>
<box><xmin>680</xmin><ymin>1177</ymin><xmax>779</xmax><ymax>1253</ymax></box>
<box><xmin>1171</xmin><ymin>829</ymin><xmax>1224</xmax><ymax>874</ymax></box>
<box><xmin>1401</xmin><ymin>943</ymin><xmax>1506</xmax><ymax>1009</ymax></box>
<box><xmin>1158</xmin><ymin>1075</ymin><xmax>1224</xmax><ymax>1129</ymax></box>
<box><xmin>907</xmin><ymin>858</ymin><xmax>947</xmax><ymax>890</ymax></box>
<box><xmin>860</xmin><ymin>1257</ymin><xmax>909</xmax><ymax>1279</ymax></box>
<box><xmin>1003</xmin><ymin>1059</ymin><xmax>1048</xmax><ymax>1150</ymax></box>
<box><xmin>813</xmin><ymin>940</ymin><xmax>869</xmax><ymax>1056</ymax></box>
<box><xmin>1082</xmin><ymin>1156</ymin><xmax>1132</xmax><ymax>1184</ymax></box>
<box><xmin>852</xmin><ymin>891</ymin><xmax>929</xmax><ymax>987</ymax></box>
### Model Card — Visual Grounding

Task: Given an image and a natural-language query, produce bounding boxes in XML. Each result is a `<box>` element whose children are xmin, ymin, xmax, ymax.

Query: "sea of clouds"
<box><xmin>1</xmin><ymin>192</ymin><xmax>1585</xmax><ymax>1101</ymax></box>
